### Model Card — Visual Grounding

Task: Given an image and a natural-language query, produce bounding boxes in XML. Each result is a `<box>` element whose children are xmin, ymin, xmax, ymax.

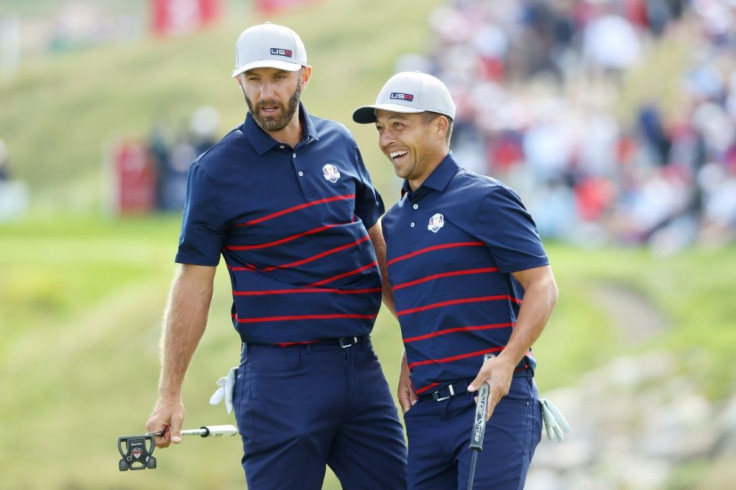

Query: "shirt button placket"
<box><xmin>293</xmin><ymin>152</ymin><xmax>304</xmax><ymax>177</ymax></box>
<box><xmin>410</xmin><ymin>201</ymin><xmax>419</xmax><ymax>228</ymax></box>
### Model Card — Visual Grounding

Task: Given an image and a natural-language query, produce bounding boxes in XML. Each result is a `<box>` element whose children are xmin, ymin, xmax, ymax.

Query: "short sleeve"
<box><xmin>352</xmin><ymin>145</ymin><xmax>385</xmax><ymax>230</ymax></box>
<box><xmin>175</xmin><ymin>163</ymin><xmax>227</xmax><ymax>266</ymax></box>
<box><xmin>474</xmin><ymin>185</ymin><xmax>549</xmax><ymax>273</ymax></box>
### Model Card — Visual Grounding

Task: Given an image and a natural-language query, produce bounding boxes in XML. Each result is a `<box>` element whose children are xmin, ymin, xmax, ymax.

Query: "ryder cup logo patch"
<box><xmin>428</xmin><ymin>213</ymin><xmax>445</xmax><ymax>233</ymax></box>
<box><xmin>390</xmin><ymin>92</ymin><xmax>414</xmax><ymax>102</ymax></box>
<box><xmin>322</xmin><ymin>164</ymin><xmax>341</xmax><ymax>183</ymax></box>
<box><xmin>270</xmin><ymin>48</ymin><xmax>293</xmax><ymax>58</ymax></box>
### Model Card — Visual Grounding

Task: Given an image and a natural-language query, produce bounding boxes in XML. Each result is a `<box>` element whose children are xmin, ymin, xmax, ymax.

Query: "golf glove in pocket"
<box><xmin>209</xmin><ymin>366</ymin><xmax>237</xmax><ymax>414</ymax></box>
<box><xmin>540</xmin><ymin>398</ymin><xmax>570</xmax><ymax>442</ymax></box>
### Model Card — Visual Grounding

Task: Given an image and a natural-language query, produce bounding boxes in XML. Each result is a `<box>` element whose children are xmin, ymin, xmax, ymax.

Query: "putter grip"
<box><xmin>199</xmin><ymin>424</ymin><xmax>238</xmax><ymax>437</ymax></box>
<box><xmin>469</xmin><ymin>382</ymin><xmax>490</xmax><ymax>451</ymax></box>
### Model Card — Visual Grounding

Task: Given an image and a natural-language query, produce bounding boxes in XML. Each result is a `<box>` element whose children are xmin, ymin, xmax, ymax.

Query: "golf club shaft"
<box><xmin>468</xmin><ymin>354</ymin><xmax>494</xmax><ymax>490</ymax></box>
<box><xmin>151</xmin><ymin>424</ymin><xmax>238</xmax><ymax>438</ymax></box>
<box><xmin>467</xmin><ymin>450</ymin><xmax>479</xmax><ymax>490</ymax></box>
<box><xmin>467</xmin><ymin>383</ymin><xmax>489</xmax><ymax>489</ymax></box>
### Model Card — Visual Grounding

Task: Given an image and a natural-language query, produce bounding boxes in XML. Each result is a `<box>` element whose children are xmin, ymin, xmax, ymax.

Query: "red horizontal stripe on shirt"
<box><xmin>226</xmin><ymin>223</ymin><xmax>345</xmax><ymax>250</ymax></box>
<box><xmin>237</xmin><ymin>313</ymin><xmax>377</xmax><ymax>323</ymax></box>
<box><xmin>228</xmin><ymin>236</ymin><xmax>371</xmax><ymax>273</ymax></box>
<box><xmin>233</xmin><ymin>287</ymin><xmax>381</xmax><ymax>296</ymax></box>
<box><xmin>309</xmin><ymin>261</ymin><xmax>378</xmax><ymax>287</ymax></box>
<box><xmin>408</xmin><ymin>346</ymin><xmax>505</xmax><ymax>370</ymax></box>
<box><xmin>397</xmin><ymin>295</ymin><xmax>521</xmax><ymax>316</ymax></box>
<box><xmin>403</xmin><ymin>322</ymin><xmax>514</xmax><ymax>343</ymax></box>
<box><xmin>392</xmin><ymin>267</ymin><xmax>499</xmax><ymax>291</ymax></box>
<box><xmin>236</xmin><ymin>195</ymin><xmax>355</xmax><ymax>226</ymax></box>
<box><xmin>386</xmin><ymin>242</ymin><xmax>484</xmax><ymax>267</ymax></box>
<box><xmin>228</xmin><ymin>264</ymin><xmax>258</xmax><ymax>272</ymax></box>
<box><xmin>262</xmin><ymin>235</ymin><xmax>371</xmax><ymax>272</ymax></box>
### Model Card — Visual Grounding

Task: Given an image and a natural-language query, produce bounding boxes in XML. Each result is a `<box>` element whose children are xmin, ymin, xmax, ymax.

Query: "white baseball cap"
<box><xmin>232</xmin><ymin>22</ymin><xmax>307</xmax><ymax>78</ymax></box>
<box><xmin>352</xmin><ymin>71</ymin><xmax>456</xmax><ymax>124</ymax></box>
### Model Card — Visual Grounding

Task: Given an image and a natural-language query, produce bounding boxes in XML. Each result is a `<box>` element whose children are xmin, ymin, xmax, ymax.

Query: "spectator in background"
<box><xmin>581</xmin><ymin>2</ymin><xmax>642</xmax><ymax>82</ymax></box>
<box><xmin>162</xmin><ymin>135</ymin><xmax>196</xmax><ymax>211</ymax></box>
<box><xmin>0</xmin><ymin>138</ymin><xmax>9</xmax><ymax>181</ymax></box>
<box><xmin>637</xmin><ymin>102</ymin><xmax>672</xmax><ymax>166</ymax></box>
<box><xmin>189</xmin><ymin>105</ymin><xmax>220</xmax><ymax>155</ymax></box>
<box><xmin>0</xmin><ymin>138</ymin><xmax>29</xmax><ymax>222</ymax></box>
<box><xmin>148</xmin><ymin>119</ymin><xmax>174</xmax><ymax>210</ymax></box>
<box><xmin>147</xmin><ymin>106</ymin><xmax>221</xmax><ymax>212</ymax></box>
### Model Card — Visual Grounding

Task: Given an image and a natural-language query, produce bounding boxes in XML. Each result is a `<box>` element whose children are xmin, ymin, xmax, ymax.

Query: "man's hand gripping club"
<box><xmin>467</xmin><ymin>353</ymin><xmax>515</xmax><ymax>421</ymax></box>
<box><xmin>146</xmin><ymin>397</ymin><xmax>186</xmax><ymax>448</ymax></box>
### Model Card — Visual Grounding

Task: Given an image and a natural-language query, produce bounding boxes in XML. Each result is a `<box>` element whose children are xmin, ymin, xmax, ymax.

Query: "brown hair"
<box><xmin>421</xmin><ymin>112</ymin><xmax>454</xmax><ymax>146</ymax></box>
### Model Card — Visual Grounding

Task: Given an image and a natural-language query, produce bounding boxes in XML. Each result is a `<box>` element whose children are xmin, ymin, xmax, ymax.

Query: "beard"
<box><xmin>245</xmin><ymin>82</ymin><xmax>302</xmax><ymax>133</ymax></box>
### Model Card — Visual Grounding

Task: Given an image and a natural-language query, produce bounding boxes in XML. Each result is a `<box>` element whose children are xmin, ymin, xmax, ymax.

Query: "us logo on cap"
<box><xmin>270</xmin><ymin>48</ymin><xmax>293</xmax><ymax>58</ymax></box>
<box><xmin>390</xmin><ymin>92</ymin><xmax>414</xmax><ymax>102</ymax></box>
<box><xmin>428</xmin><ymin>213</ymin><xmax>444</xmax><ymax>233</ymax></box>
<box><xmin>322</xmin><ymin>164</ymin><xmax>341</xmax><ymax>183</ymax></box>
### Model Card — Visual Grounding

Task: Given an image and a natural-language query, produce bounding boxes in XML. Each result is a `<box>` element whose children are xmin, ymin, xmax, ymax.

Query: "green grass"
<box><xmin>2</xmin><ymin>216</ymin><xmax>736</xmax><ymax>489</ymax></box>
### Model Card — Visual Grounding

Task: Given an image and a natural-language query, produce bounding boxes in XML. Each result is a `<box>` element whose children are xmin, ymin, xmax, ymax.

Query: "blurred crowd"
<box><xmin>397</xmin><ymin>0</ymin><xmax>736</xmax><ymax>252</ymax></box>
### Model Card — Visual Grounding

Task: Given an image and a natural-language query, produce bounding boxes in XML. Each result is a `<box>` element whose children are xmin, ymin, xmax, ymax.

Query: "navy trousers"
<box><xmin>233</xmin><ymin>338</ymin><xmax>408</xmax><ymax>489</ymax></box>
<box><xmin>404</xmin><ymin>372</ymin><xmax>542</xmax><ymax>490</ymax></box>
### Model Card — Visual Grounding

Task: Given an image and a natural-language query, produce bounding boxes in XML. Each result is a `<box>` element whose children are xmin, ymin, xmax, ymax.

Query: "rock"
<box><xmin>528</xmin><ymin>352</ymin><xmax>731</xmax><ymax>487</ymax></box>
<box><xmin>640</xmin><ymin>392</ymin><xmax>717</xmax><ymax>460</ymax></box>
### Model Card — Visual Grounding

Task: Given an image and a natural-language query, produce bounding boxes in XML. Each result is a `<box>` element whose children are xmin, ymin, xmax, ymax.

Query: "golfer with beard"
<box><xmin>145</xmin><ymin>22</ymin><xmax>407</xmax><ymax>489</ymax></box>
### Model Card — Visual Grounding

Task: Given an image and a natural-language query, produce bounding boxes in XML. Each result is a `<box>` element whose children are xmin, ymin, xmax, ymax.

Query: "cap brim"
<box><xmin>352</xmin><ymin>103</ymin><xmax>425</xmax><ymax>124</ymax></box>
<box><xmin>232</xmin><ymin>60</ymin><xmax>303</xmax><ymax>78</ymax></box>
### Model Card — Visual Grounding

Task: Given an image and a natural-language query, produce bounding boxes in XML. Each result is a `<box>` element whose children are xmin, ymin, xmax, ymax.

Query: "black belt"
<box><xmin>427</xmin><ymin>357</ymin><xmax>532</xmax><ymax>402</ymax></box>
<box><xmin>320</xmin><ymin>336</ymin><xmax>365</xmax><ymax>349</ymax></box>
<box><xmin>258</xmin><ymin>336</ymin><xmax>367</xmax><ymax>349</ymax></box>
<box><xmin>431</xmin><ymin>379</ymin><xmax>473</xmax><ymax>402</ymax></box>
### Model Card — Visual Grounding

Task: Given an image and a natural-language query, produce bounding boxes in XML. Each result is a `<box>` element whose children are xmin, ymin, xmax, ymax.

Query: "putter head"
<box><xmin>117</xmin><ymin>435</ymin><xmax>157</xmax><ymax>471</ymax></box>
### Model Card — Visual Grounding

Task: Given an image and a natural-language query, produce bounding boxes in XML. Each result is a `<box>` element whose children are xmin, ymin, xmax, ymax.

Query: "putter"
<box><xmin>467</xmin><ymin>354</ymin><xmax>494</xmax><ymax>490</ymax></box>
<box><xmin>118</xmin><ymin>424</ymin><xmax>238</xmax><ymax>471</ymax></box>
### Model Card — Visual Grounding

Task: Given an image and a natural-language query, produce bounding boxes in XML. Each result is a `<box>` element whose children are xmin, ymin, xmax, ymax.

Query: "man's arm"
<box><xmin>146</xmin><ymin>263</ymin><xmax>216</xmax><ymax>447</ymax></box>
<box><xmin>468</xmin><ymin>264</ymin><xmax>558</xmax><ymax>420</ymax></box>
<box><xmin>367</xmin><ymin>219</ymin><xmax>396</xmax><ymax>316</ymax></box>
<box><xmin>367</xmin><ymin>220</ymin><xmax>418</xmax><ymax>411</ymax></box>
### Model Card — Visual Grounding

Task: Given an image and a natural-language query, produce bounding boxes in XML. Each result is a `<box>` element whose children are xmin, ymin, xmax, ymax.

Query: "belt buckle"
<box><xmin>431</xmin><ymin>384</ymin><xmax>454</xmax><ymax>402</ymax></box>
<box><xmin>338</xmin><ymin>336</ymin><xmax>358</xmax><ymax>349</ymax></box>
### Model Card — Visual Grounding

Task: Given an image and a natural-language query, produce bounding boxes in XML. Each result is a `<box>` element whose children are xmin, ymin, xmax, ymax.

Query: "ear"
<box><xmin>300</xmin><ymin>65</ymin><xmax>313</xmax><ymax>91</ymax></box>
<box><xmin>235</xmin><ymin>74</ymin><xmax>244</xmax><ymax>89</ymax></box>
<box><xmin>436</xmin><ymin>115</ymin><xmax>449</xmax><ymax>138</ymax></box>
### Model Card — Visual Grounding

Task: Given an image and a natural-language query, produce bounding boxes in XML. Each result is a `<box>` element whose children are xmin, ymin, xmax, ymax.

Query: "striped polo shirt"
<box><xmin>176</xmin><ymin>104</ymin><xmax>385</xmax><ymax>344</ymax></box>
<box><xmin>381</xmin><ymin>153</ymin><xmax>549</xmax><ymax>395</ymax></box>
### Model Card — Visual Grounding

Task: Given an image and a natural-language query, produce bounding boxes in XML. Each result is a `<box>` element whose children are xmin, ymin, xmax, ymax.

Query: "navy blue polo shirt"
<box><xmin>381</xmin><ymin>153</ymin><xmax>549</xmax><ymax>395</ymax></box>
<box><xmin>176</xmin><ymin>103</ymin><xmax>385</xmax><ymax>344</ymax></box>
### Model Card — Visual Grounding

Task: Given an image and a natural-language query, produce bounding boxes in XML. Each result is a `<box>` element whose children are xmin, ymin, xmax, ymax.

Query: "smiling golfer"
<box><xmin>353</xmin><ymin>71</ymin><xmax>559</xmax><ymax>489</ymax></box>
